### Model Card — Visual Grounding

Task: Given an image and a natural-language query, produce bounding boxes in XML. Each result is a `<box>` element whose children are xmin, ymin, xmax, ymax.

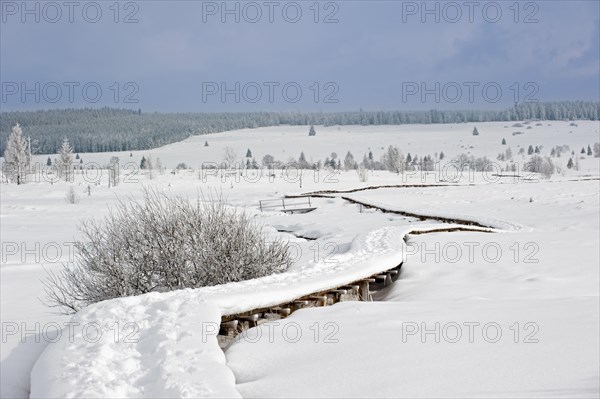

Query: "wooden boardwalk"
<box><xmin>218</xmin><ymin>262</ymin><xmax>403</xmax><ymax>344</ymax></box>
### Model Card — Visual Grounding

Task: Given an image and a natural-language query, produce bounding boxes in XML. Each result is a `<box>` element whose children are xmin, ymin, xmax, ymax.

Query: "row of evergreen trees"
<box><xmin>1</xmin><ymin>101</ymin><xmax>598</xmax><ymax>155</ymax></box>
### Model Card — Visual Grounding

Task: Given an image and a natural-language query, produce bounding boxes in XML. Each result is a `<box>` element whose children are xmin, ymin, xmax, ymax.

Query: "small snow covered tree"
<box><xmin>587</xmin><ymin>145</ymin><xmax>592</xmax><ymax>156</ymax></box>
<box><xmin>357</xmin><ymin>165</ymin><xmax>368</xmax><ymax>182</ymax></box>
<box><xmin>383</xmin><ymin>145</ymin><xmax>404</xmax><ymax>173</ymax></box>
<box><xmin>502</xmin><ymin>138</ymin><xmax>506</xmax><ymax>145</ymax></box>
<box><xmin>419</xmin><ymin>155</ymin><xmax>433</xmax><ymax>171</ymax></box>
<box><xmin>140</xmin><ymin>156</ymin><xmax>147</xmax><ymax>169</ymax></box>
<box><xmin>581</xmin><ymin>147</ymin><xmax>586</xmax><ymax>154</ymax></box>
<box><xmin>594</xmin><ymin>143</ymin><xmax>600</xmax><ymax>158</ymax></box>
<box><xmin>58</xmin><ymin>137</ymin><xmax>74</xmax><ymax>182</ymax></box>
<box><xmin>146</xmin><ymin>155</ymin><xmax>154</xmax><ymax>179</ymax></box>
<box><xmin>65</xmin><ymin>186</ymin><xmax>80</xmax><ymax>204</ymax></box>
<box><xmin>46</xmin><ymin>157</ymin><xmax>52</xmax><ymax>166</ymax></box>
<box><xmin>43</xmin><ymin>189</ymin><xmax>292</xmax><ymax>313</ymax></box>
<box><xmin>204</xmin><ymin>140</ymin><xmax>209</xmax><ymax>147</ymax></box>
<box><xmin>344</xmin><ymin>151</ymin><xmax>357</xmax><ymax>170</ymax></box>
<box><xmin>298</xmin><ymin>152</ymin><xmax>310</xmax><ymax>169</ymax></box>
<box><xmin>3</xmin><ymin>123</ymin><xmax>30</xmax><ymax>185</ymax></box>
<box><xmin>308</xmin><ymin>125</ymin><xmax>316</xmax><ymax>136</ymax></box>
<box><xmin>567</xmin><ymin>158</ymin><xmax>574</xmax><ymax>169</ymax></box>
<box><xmin>262</xmin><ymin>154</ymin><xmax>275</xmax><ymax>167</ymax></box>
<box><xmin>526</xmin><ymin>155</ymin><xmax>555</xmax><ymax>178</ymax></box>
<box><xmin>223</xmin><ymin>146</ymin><xmax>237</xmax><ymax>168</ymax></box>
<box><xmin>155</xmin><ymin>158</ymin><xmax>165</xmax><ymax>175</ymax></box>
<box><xmin>472</xmin><ymin>126</ymin><xmax>479</xmax><ymax>136</ymax></box>
<box><xmin>528</xmin><ymin>145</ymin><xmax>534</xmax><ymax>155</ymax></box>
<box><xmin>109</xmin><ymin>156</ymin><xmax>119</xmax><ymax>187</ymax></box>
<box><xmin>246</xmin><ymin>149</ymin><xmax>252</xmax><ymax>158</ymax></box>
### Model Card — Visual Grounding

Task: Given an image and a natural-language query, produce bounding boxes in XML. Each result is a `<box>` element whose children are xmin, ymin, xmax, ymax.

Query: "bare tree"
<box><xmin>223</xmin><ymin>146</ymin><xmax>237</xmax><ymax>169</ymax></box>
<box><xmin>58</xmin><ymin>137</ymin><xmax>74</xmax><ymax>182</ymax></box>
<box><xmin>43</xmin><ymin>189</ymin><xmax>292</xmax><ymax>313</ymax></box>
<box><xmin>147</xmin><ymin>154</ymin><xmax>155</xmax><ymax>180</ymax></box>
<box><xmin>109</xmin><ymin>156</ymin><xmax>120</xmax><ymax>187</ymax></box>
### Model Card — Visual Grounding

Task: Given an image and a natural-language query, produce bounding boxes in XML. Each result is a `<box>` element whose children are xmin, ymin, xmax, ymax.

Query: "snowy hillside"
<box><xmin>30</xmin><ymin>121</ymin><xmax>600</xmax><ymax>175</ymax></box>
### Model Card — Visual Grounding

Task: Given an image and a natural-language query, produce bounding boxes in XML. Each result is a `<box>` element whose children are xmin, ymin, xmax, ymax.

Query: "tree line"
<box><xmin>1</xmin><ymin>101</ymin><xmax>598</xmax><ymax>155</ymax></box>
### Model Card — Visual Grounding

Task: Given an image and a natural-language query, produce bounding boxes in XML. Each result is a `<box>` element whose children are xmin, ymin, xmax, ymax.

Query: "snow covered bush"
<box><xmin>526</xmin><ymin>155</ymin><xmax>555</xmax><ymax>178</ymax></box>
<box><xmin>44</xmin><ymin>189</ymin><xmax>292</xmax><ymax>313</ymax></box>
<box><xmin>357</xmin><ymin>165</ymin><xmax>368</xmax><ymax>182</ymax></box>
<box><xmin>452</xmin><ymin>154</ymin><xmax>493</xmax><ymax>172</ymax></box>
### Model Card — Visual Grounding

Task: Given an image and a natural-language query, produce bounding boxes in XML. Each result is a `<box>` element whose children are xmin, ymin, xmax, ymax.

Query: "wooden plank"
<box><xmin>219</xmin><ymin>320</ymin><xmax>239</xmax><ymax>337</ymax></box>
<box><xmin>238</xmin><ymin>314</ymin><xmax>260</xmax><ymax>322</ymax></box>
<box><xmin>359</xmin><ymin>280</ymin><xmax>372</xmax><ymax>301</ymax></box>
<box><xmin>308</xmin><ymin>295</ymin><xmax>328</xmax><ymax>306</ymax></box>
<box><xmin>270</xmin><ymin>307</ymin><xmax>291</xmax><ymax>317</ymax></box>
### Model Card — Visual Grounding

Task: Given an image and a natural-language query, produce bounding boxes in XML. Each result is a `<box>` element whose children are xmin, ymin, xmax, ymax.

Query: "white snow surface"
<box><xmin>31</xmin><ymin>295</ymin><xmax>239</xmax><ymax>398</ymax></box>
<box><xmin>226</xmin><ymin>180</ymin><xmax>600</xmax><ymax>398</ymax></box>
<box><xmin>2</xmin><ymin>121</ymin><xmax>599</xmax><ymax>397</ymax></box>
<box><xmin>30</xmin><ymin>219</ymin><xmax>494</xmax><ymax>397</ymax></box>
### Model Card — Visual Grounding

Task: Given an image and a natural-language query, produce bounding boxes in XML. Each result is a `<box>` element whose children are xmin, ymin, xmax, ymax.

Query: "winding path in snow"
<box><xmin>30</xmin><ymin>186</ymin><xmax>526</xmax><ymax>398</ymax></box>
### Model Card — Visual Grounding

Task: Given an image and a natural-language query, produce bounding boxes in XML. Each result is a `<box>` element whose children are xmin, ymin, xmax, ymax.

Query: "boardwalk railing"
<box><xmin>259</xmin><ymin>197</ymin><xmax>316</xmax><ymax>214</ymax></box>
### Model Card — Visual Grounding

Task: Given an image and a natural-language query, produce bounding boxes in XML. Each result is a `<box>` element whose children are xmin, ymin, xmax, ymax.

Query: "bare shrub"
<box><xmin>44</xmin><ymin>189</ymin><xmax>292</xmax><ymax>313</ymax></box>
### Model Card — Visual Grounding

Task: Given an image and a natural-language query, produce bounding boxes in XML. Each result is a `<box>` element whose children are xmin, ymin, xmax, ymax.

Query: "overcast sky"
<box><xmin>1</xmin><ymin>0</ymin><xmax>599</xmax><ymax>112</ymax></box>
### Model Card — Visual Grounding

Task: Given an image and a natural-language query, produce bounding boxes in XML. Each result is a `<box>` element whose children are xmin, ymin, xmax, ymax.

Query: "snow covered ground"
<box><xmin>227</xmin><ymin>180</ymin><xmax>600</xmax><ymax>398</ymax></box>
<box><xmin>1</xmin><ymin>122</ymin><xmax>599</xmax><ymax>397</ymax></box>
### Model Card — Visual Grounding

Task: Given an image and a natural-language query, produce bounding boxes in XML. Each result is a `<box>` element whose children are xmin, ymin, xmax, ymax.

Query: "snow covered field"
<box><xmin>1</xmin><ymin>122</ymin><xmax>599</xmax><ymax>397</ymax></box>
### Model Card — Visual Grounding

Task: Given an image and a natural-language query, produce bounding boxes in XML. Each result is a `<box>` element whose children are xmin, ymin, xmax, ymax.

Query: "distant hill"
<box><xmin>1</xmin><ymin>102</ymin><xmax>598</xmax><ymax>155</ymax></box>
